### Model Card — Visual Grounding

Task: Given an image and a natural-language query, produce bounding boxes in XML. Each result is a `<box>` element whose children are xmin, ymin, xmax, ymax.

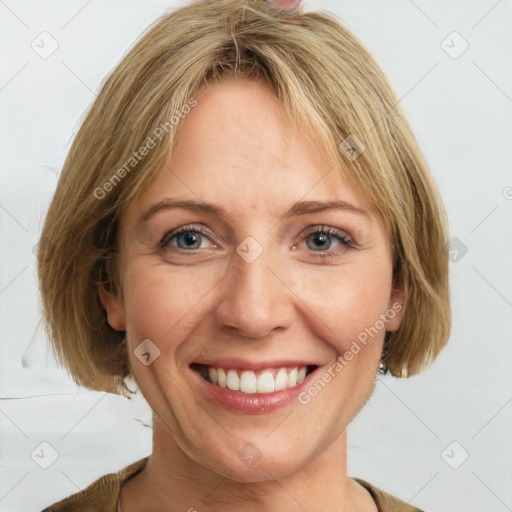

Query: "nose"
<box><xmin>214</xmin><ymin>244</ymin><xmax>295</xmax><ymax>338</ymax></box>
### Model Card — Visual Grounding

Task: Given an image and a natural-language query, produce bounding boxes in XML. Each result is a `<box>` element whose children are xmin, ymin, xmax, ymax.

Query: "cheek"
<box><xmin>122</xmin><ymin>264</ymin><xmax>185</xmax><ymax>343</ymax></box>
<box><xmin>296</xmin><ymin>259</ymin><xmax>393</xmax><ymax>354</ymax></box>
<box><xmin>121</xmin><ymin>262</ymin><xmax>219</xmax><ymax>349</ymax></box>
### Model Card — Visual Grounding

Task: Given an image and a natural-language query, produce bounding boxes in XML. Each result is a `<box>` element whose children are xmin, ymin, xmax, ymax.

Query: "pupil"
<box><xmin>178</xmin><ymin>232</ymin><xmax>201</xmax><ymax>249</ymax></box>
<box><xmin>309</xmin><ymin>233</ymin><xmax>330</xmax><ymax>251</ymax></box>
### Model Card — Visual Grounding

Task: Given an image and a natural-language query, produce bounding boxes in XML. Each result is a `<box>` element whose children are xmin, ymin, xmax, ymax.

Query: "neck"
<box><xmin>120</xmin><ymin>415</ymin><xmax>372</xmax><ymax>512</ymax></box>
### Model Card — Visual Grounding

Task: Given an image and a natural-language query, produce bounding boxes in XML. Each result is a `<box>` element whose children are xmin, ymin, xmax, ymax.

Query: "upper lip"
<box><xmin>190</xmin><ymin>358</ymin><xmax>321</xmax><ymax>371</ymax></box>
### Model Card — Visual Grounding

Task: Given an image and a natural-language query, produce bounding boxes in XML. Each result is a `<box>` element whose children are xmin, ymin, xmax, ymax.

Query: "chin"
<box><xmin>191</xmin><ymin>438</ymin><xmax>314</xmax><ymax>483</ymax></box>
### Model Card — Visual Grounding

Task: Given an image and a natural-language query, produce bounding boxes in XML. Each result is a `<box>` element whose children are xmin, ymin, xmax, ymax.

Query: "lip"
<box><xmin>188</xmin><ymin>362</ymin><xmax>321</xmax><ymax>414</ymax></box>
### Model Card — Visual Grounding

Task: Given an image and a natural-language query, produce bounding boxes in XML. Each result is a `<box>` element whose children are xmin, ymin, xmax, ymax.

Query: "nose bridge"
<box><xmin>215</xmin><ymin>237</ymin><xmax>293</xmax><ymax>337</ymax></box>
<box><xmin>236</xmin><ymin>242</ymin><xmax>274</xmax><ymax>301</ymax></box>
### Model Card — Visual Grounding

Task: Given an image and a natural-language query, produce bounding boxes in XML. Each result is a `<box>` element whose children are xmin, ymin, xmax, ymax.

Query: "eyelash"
<box><xmin>303</xmin><ymin>225</ymin><xmax>356</xmax><ymax>258</ymax></box>
<box><xmin>160</xmin><ymin>224</ymin><xmax>356</xmax><ymax>259</ymax></box>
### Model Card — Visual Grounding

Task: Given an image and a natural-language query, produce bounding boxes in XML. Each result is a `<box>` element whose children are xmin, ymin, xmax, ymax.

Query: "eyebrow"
<box><xmin>139</xmin><ymin>198</ymin><xmax>370</xmax><ymax>225</ymax></box>
<box><xmin>139</xmin><ymin>198</ymin><xmax>370</xmax><ymax>224</ymax></box>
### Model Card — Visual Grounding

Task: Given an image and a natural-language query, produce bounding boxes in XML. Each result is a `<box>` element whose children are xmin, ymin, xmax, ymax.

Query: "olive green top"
<box><xmin>41</xmin><ymin>457</ymin><xmax>424</xmax><ymax>512</ymax></box>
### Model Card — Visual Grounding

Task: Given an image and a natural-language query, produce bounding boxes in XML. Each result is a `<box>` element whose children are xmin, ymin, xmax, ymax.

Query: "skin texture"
<box><xmin>99</xmin><ymin>77</ymin><xmax>404</xmax><ymax>511</ymax></box>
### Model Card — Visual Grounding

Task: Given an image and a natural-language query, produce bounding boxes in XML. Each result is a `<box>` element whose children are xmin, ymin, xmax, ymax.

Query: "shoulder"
<box><xmin>41</xmin><ymin>457</ymin><xmax>149</xmax><ymax>512</ymax></box>
<box><xmin>352</xmin><ymin>477</ymin><xmax>426</xmax><ymax>512</ymax></box>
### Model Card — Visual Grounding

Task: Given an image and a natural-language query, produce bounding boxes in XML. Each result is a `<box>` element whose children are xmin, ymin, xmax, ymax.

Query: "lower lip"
<box><xmin>189</xmin><ymin>366</ymin><xmax>319</xmax><ymax>414</ymax></box>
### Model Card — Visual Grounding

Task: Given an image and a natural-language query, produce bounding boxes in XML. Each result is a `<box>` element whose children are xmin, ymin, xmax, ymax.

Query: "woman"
<box><xmin>38</xmin><ymin>0</ymin><xmax>450</xmax><ymax>510</ymax></box>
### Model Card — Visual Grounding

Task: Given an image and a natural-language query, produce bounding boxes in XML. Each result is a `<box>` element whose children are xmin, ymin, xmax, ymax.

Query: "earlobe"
<box><xmin>386</xmin><ymin>274</ymin><xmax>405</xmax><ymax>332</ymax></box>
<box><xmin>97</xmin><ymin>284</ymin><xmax>126</xmax><ymax>332</ymax></box>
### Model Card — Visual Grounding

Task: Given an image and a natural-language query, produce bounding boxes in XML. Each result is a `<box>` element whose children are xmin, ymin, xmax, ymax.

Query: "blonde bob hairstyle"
<box><xmin>37</xmin><ymin>0</ymin><xmax>450</xmax><ymax>397</ymax></box>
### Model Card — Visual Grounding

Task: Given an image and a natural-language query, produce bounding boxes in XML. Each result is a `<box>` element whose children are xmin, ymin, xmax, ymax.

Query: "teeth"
<box><xmin>240</xmin><ymin>371</ymin><xmax>257</xmax><ymax>393</ymax></box>
<box><xmin>200</xmin><ymin>365</ymin><xmax>311</xmax><ymax>394</ymax></box>
<box><xmin>287</xmin><ymin>368</ymin><xmax>297</xmax><ymax>388</ymax></box>
<box><xmin>275</xmin><ymin>368</ymin><xmax>288</xmax><ymax>390</ymax></box>
<box><xmin>257</xmin><ymin>371</ymin><xmax>275</xmax><ymax>393</ymax></box>
<box><xmin>226</xmin><ymin>369</ymin><xmax>239</xmax><ymax>390</ymax></box>
<box><xmin>217</xmin><ymin>368</ymin><xmax>226</xmax><ymax>388</ymax></box>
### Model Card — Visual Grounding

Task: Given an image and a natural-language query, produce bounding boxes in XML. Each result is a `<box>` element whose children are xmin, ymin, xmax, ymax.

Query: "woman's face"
<box><xmin>102</xmin><ymin>78</ymin><xmax>404</xmax><ymax>481</ymax></box>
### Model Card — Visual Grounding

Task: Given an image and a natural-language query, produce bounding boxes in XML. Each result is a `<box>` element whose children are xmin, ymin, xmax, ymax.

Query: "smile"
<box><xmin>191</xmin><ymin>363</ymin><xmax>317</xmax><ymax>394</ymax></box>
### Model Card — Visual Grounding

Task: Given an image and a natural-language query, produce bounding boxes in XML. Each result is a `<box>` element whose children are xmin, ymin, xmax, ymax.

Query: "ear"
<box><xmin>98</xmin><ymin>284</ymin><xmax>126</xmax><ymax>332</ymax></box>
<box><xmin>386</xmin><ymin>272</ymin><xmax>405</xmax><ymax>332</ymax></box>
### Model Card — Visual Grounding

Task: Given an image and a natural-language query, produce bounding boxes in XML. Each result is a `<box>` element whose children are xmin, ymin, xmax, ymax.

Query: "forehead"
<box><xmin>124</xmin><ymin>78</ymin><xmax>374</xmax><ymax>225</ymax></box>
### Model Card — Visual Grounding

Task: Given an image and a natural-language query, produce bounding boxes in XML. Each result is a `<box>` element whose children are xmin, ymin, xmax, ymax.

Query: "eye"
<box><xmin>159</xmin><ymin>224</ymin><xmax>356</xmax><ymax>260</ymax></box>
<box><xmin>301</xmin><ymin>226</ymin><xmax>356</xmax><ymax>258</ymax></box>
<box><xmin>160</xmin><ymin>225</ymin><xmax>217</xmax><ymax>252</ymax></box>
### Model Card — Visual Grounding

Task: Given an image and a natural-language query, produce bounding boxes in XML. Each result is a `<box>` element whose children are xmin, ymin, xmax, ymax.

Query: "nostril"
<box><xmin>238</xmin><ymin>329</ymin><xmax>272</xmax><ymax>338</ymax></box>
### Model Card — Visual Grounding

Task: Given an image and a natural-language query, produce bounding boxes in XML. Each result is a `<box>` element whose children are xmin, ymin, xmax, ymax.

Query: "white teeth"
<box><xmin>217</xmin><ymin>368</ymin><xmax>226</xmax><ymax>388</ymax></box>
<box><xmin>200</xmin><ymin>365</ymin><xmax>311</xmax><ymax>394</ymax></box>
<box><xmin>287</xmin><ymin>368</ymin><xmax>297</xmax><ymax>388</ymax></box>
<box><xmin>257</xmin><ymin>371</ymin><xmax>275</xmax><ymax>393</ymax></box>
<box><xmin>239</xmin><ymin>371</ymin><xmax>257</xmax><ymax>393</ymax></box>
<box><xmin>226</xmin><ymin>369</ymin><xmax>239</xmax><ymax>390</ymax></box>
<box><xmin>274</xmin><ymin>368</ymin><xmax>288</xmax><ymax>390</ymax></box>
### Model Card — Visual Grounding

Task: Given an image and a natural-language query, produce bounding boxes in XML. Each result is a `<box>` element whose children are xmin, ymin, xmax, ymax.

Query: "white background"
<box><xmin>1</xmin><ymin>1</ymin><xmax>511</xmax><ymax>511</ymax></box>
